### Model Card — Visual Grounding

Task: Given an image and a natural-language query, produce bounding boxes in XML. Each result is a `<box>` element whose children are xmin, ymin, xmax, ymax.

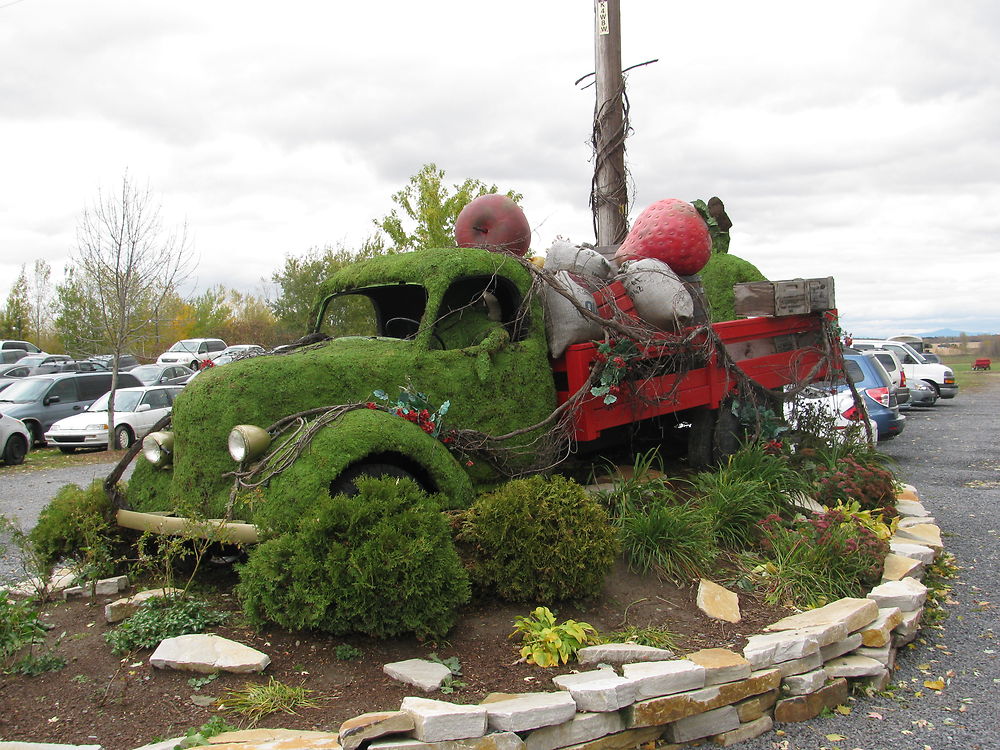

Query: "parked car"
<box><xmin>921</xmin><ymin>352</ymin><xmax>942</xmax><ymax>364</ymax></box>
<box><xmin>867</xmin><ymin>349</ymin><xmax>910</xmax><ymax>409</ymax></box>
<box><xmin>0</xmin><ymin>340</ymin><xmax>42</xmax><ymax>356</ymax></box>
<box><xmin>211</xmin><ymin>344</ymin><xmax>265</xmax><ymax>362</ymax></box>
<box><xmin>0</xmin><ymin>363</ymin><xmax>34</xmax><ymax>394</ymax></box>
<box><xmin>16</xmin><ymin>354</ymin><xmax>70</xmax><ymax>370</ymax></box>
<box><xmin>0</xmin><ymin>371</ymin><xmax>143</xmax><ymax>446</ymax></box>
<box><xmin>45</xmin><ymin>385</ymin><xmax>183</xmax><ymax>452</ymax></box>
<box><xmin>785</xmin><ymin>383</ymin><xmax>879</xmax><ymax>444</ymax></box>
<box><xmin>0</xmin><ymin>349</ymin><xmax>28</xmax><ymax>364</ymax></box>
<box><xmin>156</xmin><ymin>338</ymin><xmax>227</xmax><ymax>370</ymax></box>
<box><xmin>907</xmin><ymin>378</ymin><xmax>938</xmax><ymax>407</ymax></box>
<box><xmin>129</xmin><ymin>364</ymin><xmax>195</xmax><ymax>385</ymax></box>
<box><xmin>28</xmin><ymin>359</ymin><xmax>110</xmax><ymax>375</ymax></box>
<box><xmin>0</xmin><ymin>412</ymin><xmax>30</xmax><ymax>465</ymax></box>
<box><xmin>851</xmin><ymin>338</ymin><xmax>958</xmax><ymax>399</ymax></box>
<box><xmin>87</xmin><ymin>354</ymin><xmax>141</xmax><ymax>371</ymax></box>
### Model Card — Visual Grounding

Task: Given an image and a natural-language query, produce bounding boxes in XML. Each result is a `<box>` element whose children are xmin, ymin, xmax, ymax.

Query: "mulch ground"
<box><xmin>0</xmin><ymin>559</ymin><xmax>792</xmax><ymax>750</ymax></box>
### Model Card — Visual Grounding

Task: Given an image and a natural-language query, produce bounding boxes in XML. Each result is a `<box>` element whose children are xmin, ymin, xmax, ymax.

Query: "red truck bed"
<box><xmin>551</xmin><ymin>312</ymin><xmax>833</xmax><ymax>442</ymax></box>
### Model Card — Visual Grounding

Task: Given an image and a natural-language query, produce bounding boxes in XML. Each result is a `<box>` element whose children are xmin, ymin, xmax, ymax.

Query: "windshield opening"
<box><xmin>317</xmin><ymin>284</ymin><xmax>428</xmax><ymax>340</ymax></box>
<box><xmin>0</xmin><ymin>378</ymin><xmax>51</xmax><ymax>402</ymax></box>
<box><xmin>168</xmin><ymin>341</ymin><xmax>201</xmax><ymax>353</ymax></box>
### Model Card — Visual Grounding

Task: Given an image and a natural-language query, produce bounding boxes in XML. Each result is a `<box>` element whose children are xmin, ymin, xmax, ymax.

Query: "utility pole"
<box><xmin>592</xmin><ymin>0</ymin><xmax>628</xmax><ymax>248</ymax></box>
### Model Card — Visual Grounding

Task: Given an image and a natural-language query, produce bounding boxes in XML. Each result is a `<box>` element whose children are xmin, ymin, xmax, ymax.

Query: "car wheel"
<box><xmin>59</xmin><ymin>446</ymin><xmax>78</xmax><ymax>454</ymax></box>
<box><xmin>25</xmin><ymin>421</ymin><xmax>45</xmax><ymax>448</ymax></box>
<box><xmin>3</xmin><ymin>434</ymin><xmax>27</xmax><ymax>465</ymax></box>
<box><xmin>330</xmin><ymin>462</ymin><xmax>418</xmax><ymax>498</ymax></box>
<box><xmin>113</xmin><ymin>425</ymin><xmax>134</xmax><ymax>450</ymax></box>
<box><xmin>686</xmin><ymin>406</ymin><xmax>718</xmax><ymax>468</ymax></box>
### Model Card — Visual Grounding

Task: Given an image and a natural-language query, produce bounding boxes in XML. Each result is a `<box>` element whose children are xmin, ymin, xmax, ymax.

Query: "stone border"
<box><xmin>1</xmin><ymin>485</ymin><xmax>940</xmax><ymax>750</ymax></box>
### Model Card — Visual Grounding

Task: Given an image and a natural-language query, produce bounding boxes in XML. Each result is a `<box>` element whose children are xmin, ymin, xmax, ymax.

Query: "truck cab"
<box><xmin>851</xmin><ymin>338</ymin><xmax>958</xmax><ymax>399</ymax></box>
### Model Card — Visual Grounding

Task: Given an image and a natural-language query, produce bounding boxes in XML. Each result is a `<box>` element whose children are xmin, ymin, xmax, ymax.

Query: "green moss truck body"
<box><xmin>118</xmin><ymin>246</ymin><xmax>833</xmax><ymax>539</ymax></box>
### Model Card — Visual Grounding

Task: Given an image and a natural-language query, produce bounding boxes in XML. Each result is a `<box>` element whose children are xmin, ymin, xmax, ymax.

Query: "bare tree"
<box><xmin>28</xmin><ymin>259</ymin><xmax>53</xmax><ymax>345</ymax></box>
<box><xmin>72</xmin><ymin>171</ymin><xmax>194</xmax><ymax>448</ymax></box>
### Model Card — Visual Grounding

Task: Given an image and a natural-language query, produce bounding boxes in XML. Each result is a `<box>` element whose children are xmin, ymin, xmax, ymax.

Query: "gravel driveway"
<box><xmin>740</xmin><ymin>380</ymin><xmax>1000</xmax><ymax>749</ymax></box>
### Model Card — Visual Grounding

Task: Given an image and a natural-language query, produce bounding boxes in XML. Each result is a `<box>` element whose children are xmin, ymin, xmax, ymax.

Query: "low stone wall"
<box><xmin>1</xmin><ymin>485</ymin><xmax>941</xmax><ymax>750</ymax></box>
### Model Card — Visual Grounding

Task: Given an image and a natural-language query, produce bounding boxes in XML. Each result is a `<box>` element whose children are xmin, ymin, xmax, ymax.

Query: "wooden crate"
<box><xmin>734</xmin><ymin>277</ymin><xmax>836</xmax><ymax>317</ymax></box>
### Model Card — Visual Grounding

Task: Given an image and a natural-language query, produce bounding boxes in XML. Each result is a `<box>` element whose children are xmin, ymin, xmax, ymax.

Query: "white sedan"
<box><xmin>784</xmin><ymin>383</ymin><xmax>879</xmax><ymax>445</ymax></box>
<box><xmin>44</xmin><ymin>386</ymin><xmax>183</xmax><ymax>453</ymax></box>
<box><xmin>1</xmin><ymin>412</ymin><xmax>30</xmax><ymax>465</ymax></box>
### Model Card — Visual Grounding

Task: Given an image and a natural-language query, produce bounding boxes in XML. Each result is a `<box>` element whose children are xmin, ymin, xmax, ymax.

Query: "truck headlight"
<box><xmin>143</xmin><ymin>431</ymin><xmax>174</xmax><ymax>467</ymax></box>
<box><xmin>228</xmin><ymin>425</ymin><xmax>271</xmax><ymax>462</ymax></box>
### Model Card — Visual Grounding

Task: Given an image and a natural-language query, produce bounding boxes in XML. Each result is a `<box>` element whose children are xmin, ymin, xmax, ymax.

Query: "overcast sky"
<box><xmin>2</xmin><ymin>0</ymin><xmax>998</xmax><ymax>337</ymax></box>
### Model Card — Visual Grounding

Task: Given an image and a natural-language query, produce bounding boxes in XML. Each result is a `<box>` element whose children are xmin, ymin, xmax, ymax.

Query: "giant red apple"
<box><xmin>454</xmin><ymin>194</ymin><xmax>531</xmax><ymax>256</ymax></box>
<box><xmin>614</xmin><ymin>198</ymin><xmax>711</xmax><ymax>276</ymax></box>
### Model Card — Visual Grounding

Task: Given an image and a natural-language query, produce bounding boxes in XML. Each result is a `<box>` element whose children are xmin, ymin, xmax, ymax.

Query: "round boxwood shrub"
<box><xmin>29</xmin><ymin>480</ymin><xmax>121</xmax><ymax>568</ymax></box>
<box><xmin>459</xmin><ymin>474</ymin><xmax>619</xmax><ymax>602</ymax></box>
<box><xmin>236</xmin><ymin>476</ymin><xmax>470</xmax><ymax>640</ymax></box>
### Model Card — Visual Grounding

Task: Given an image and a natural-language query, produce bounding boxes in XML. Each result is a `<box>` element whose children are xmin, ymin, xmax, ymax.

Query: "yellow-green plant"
<box><xmin>829</xmin><ymin>500</ymin><xmax>898</xmax><ymax>541</ymax></box>
<box><xmin>510</xmin><ymin>606</ymin><xmax>599</xmax><ymax>667</ymax></box>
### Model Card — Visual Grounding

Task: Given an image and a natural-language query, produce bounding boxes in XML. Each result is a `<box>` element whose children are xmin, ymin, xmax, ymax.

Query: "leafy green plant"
<box><xmin>690</xmin><ymin>470</ymin><xmax>793</xmax><ymax>550</ymax></box>
<box><xmin>0</xmin><ymin>591</ymin><xmax>46</xmax><ymax>664</ymax></box>
<box><xmin>811</xmin><ymin>454</ymin><xmax>899</xmax><ymax>513</ymax></box>
<box><xmin>187</xmin><ymin>672</ymin><xmax>220</xmax><ymax>690</ymax></box>
<box><xmin>220</xmin><ymin>677</ymin><xmax>319</xmax><ymax>725</ymax></box>
<box><xmin>369</xmin><ymin>383</ymin><xmax>450</xmax><ymax>438</ymax></box>
<box><xmin>426</xmin><ymin>652</ymin><xmax>465</xmax><ymax>693</ymax></box>
<box><xmin>459</xmin><ymin>475</ymin><xmax>619</xmax><ymax>603</ymax></box>
<box><xmin>238</xmin><ymin>477</ymin><xmax>469</xmax><ymax>639</ymax></box>
<box><xmin>8</xmin><ymin>650</ymin><xmax>66</xmax><ymax>676</ymax></box>
<box><xmin>510</xmin><ymin>606</ymin><xmax>600</xmax><ymax>667</ymax></box>
<box><xmin>617</xmin><ymin>499</ymin><xmax>717</xmax><ymax>582</ymax></box>
<box><xmin>28</xmin><ymin>480</ymin><xmax>120</xmax><ymax>574</ymax></box>
<box><xmin>590</xmin><ymin>338</ymin><xmax>640</xmax><ymax>405</ymax></box>
<box><xmin>174</xmin><ymin>716</ymin><xmax>236</xmax><ymax>749</ymax></box>
<box><xmin>747</xmin><ymin>509</ymin><xmax>889</xmax><ymax>608</ymax></box>
<box><xmin>105</xmin><ymin>597</ymin><xmax>227</xmax><ymax>654</ymax></box>
<box><xmin>593</xmin><ymin>448</ymin><xmax>678</xmax><ymax>523</ymax></box>
<box><xmin>334</xmin><ymin>643</ymin><xmax>363</xmax><ymax>661</ymax></box>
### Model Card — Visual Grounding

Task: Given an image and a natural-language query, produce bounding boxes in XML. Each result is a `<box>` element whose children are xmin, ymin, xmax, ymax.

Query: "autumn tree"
<box><xmin>1</xmin><ymin>266</ymin><xmax>30</xmax><ymax>339</ymax></box>
<box><xmin>28</xmin><ymin>259</ymin><xmax>53</xmax><ymax>346</ymax></box>
<box><xmin>69</xmin><ymin>171</ymin><xmax>193</xmax><ymax>444</ymax></box>
<box><xmin>375</xmin><ymin>163</ymin><xmax>522</xmax><ymax>252</ymax></box>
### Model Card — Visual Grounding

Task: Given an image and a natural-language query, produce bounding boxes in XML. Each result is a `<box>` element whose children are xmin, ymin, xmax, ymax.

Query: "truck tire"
<box><xmin>714</xmin><ymin>399</ymin><xmax>747</xmax><ymax>462</ymax></box>
<box><xmin>687</xmin><ymin>407</ymin><xmax>718</xmax><ymax>468</ymax></box>
<box><xmin>330</xmin><ymin>462</ymin><xmax>418</xmax><ymax>498</ymax></box>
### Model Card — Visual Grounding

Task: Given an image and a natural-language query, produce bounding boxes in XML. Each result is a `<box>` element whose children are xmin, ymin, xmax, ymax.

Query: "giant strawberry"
<box><xmin>614</xmin><ymin>198</ymin><xmax>711</xmax><ymax>276</ymax></box>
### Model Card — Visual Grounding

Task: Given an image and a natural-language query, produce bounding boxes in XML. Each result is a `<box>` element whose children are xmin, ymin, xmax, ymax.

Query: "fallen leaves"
<box><xmin>923</xmin><ymin>678</ymin><xmax>946</xmax><ymax>691</ymax></box>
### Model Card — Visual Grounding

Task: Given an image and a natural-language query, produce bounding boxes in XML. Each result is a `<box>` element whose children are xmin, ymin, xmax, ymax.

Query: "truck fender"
<box><xmin>259</xmin><ymin>408</ymin><xmax>474</xmax><ymax>531</ymax></box>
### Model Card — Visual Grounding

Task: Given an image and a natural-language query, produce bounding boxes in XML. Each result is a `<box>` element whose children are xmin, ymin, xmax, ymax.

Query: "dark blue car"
<box><xmin>842</xmin><ymin>349</ymin><xmax>905</xmax><ymax>440</ymax></box>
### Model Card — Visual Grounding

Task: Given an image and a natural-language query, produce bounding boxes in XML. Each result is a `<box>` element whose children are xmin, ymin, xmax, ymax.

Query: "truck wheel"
<box><xmin>687</xmin><ymin>407</ymin><xmax>718</xmax><ymax>468</ymax></box>
<box><xmin>330</xmin><ymin>462</ymin><xmax>417</xmax><ymax>498</ymax></box>
<box><xmin>922</xmin><ymin>380</ymin><xmax>941</xmax><ymax>397</ymax></box>
<box><xmin>3</xmin><ymin>434</ymin><xmax>27</xmax><ymax>465</ymax></box>
<box><xmin>714</xmin><ymin>400</ymin><xmax>747</xmax><ymax>461</ymax></box>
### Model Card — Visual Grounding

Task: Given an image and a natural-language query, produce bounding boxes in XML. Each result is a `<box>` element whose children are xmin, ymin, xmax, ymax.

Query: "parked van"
<box><xmin>867</xmin><ymin>349</ymin><xmax>910</xmax><ymax>409</ymax></box>
<box><xmin>851</xmin><ymin>338</ymin><xmax>958</xmax><ymax>399</ymax></box>
<box><xmin>0</xmin><ymin>340</ymin><xmax>42</xmax><ymax>356</ymax></box>
<box><xmin>156</xmin><ymin>338</ymin><xmax>227</xmax><ymax>370</ymax></box>
<box><xmin>0</xmin><ymin>371</ymin><xmax>143</xmax><ymax>446</ymax></box>
<box><xmin>0</xmin><ymin>349</ymin><xmax>28</xmax><ymax>364</ymax></box>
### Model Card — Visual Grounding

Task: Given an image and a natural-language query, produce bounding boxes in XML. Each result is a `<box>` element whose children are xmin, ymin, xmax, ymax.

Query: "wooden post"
<box><xmin>592</xmin><ymin>0</ymin><xmax>628</xmax><ymax>247</ymax></box>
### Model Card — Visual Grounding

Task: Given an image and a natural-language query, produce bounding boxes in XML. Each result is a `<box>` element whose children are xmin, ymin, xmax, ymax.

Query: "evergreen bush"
<box><xmin>28</xmin><ymin>480</ymin><xmax>120</xmax><ymax>569</ymax></box>
<box><xmin>237</xmin><ymin>477</ymin><xmax>469</xmax><ymax>640</ymax></box>
<box><xmin>459</xmin><ymin>475</ymin><xmax>618</xmax><ymax>602</ymax></box>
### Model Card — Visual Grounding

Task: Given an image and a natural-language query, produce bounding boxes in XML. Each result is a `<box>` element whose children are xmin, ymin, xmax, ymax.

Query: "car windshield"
<box><xmin>168</xmin><ymin>341</ymin><xmax>201</xmax><ymax>353</ymax></box>
<box><xmin>87</xmin><ymin>390</ymin><xmax>143</xmax><ymax>412</ymax></box>
<box><xmin>0</xmin><ymin>378</ymin><xmax>51</xmax><ymax>402</ymax></box>
<box><xmin>17</xmin><ymin>355</ymin><xmax>45</xmax><ymax>368</ymax></box>
<box><xmin>131</xmin><ymin>365</ymin><xmax>162</xmax><ymax>382</ymax></box>
<box><xmin>897</xmin><ymin>343</ymin><xmax>927</xmax><ymax>364</ymax></box>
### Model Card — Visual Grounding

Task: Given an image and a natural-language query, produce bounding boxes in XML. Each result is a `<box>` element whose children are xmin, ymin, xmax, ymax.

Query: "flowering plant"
<box><xmin>590</xmin><ymin>338</ymin><xmax>640</xmax><ymax>405</ymax></box>
<box><xmin>368</xmin><ymin>384</ymin><xmax>450</xmax><ymax>439</ymax></box>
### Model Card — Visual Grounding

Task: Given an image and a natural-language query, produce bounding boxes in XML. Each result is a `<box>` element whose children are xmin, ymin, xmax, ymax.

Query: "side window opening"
<box><xmin>318</xmin><ymin>284</ymin><xmax>428</xmax><ymax>340</ymax></box>
<box><xmin>432</xmin><ymin>275</ymin><xmax>526</xmax><ymax>350</ymax></box>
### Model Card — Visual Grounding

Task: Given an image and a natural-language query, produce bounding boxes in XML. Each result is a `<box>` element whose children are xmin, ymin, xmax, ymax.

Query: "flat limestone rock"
<box><xmin>774</xmin><ymin>651</ymin><xmax>822</xmax><ymax>678</ymax></box>
<box><xmin>625</xmin><ymin>669</ymin><xmax>780</xmax><ymax>728</ymax></box>
<box><xmin>734</xmin><ymin>689</ymin><xmax>778</xmax><ymax>722</ymax></box>
<box><xmin>370</xmin><ymin>732</ymin><xmax>523</xmax><ymax>750</ymax></box>
<box><xmin>548</xmin><ymin>726</ymin><xmax>665</xmax><ymax>750</ymax></box>
<box><xmin>765</xmin><ymin>598</ymin><xmax>878</xmax><ymax>635</ymax></box>
<box><xmin>892</xmin><ymin>524</ymin><xmax>943</xmax><ymax>551</ymax></box>
<box><xmin>743</xmin><ymin>630</ymin><xmax>821</xmax><ymax>670</ymax></box>
<box><xmin>819</xmin><ymin>633</ymin><xmax>863</xmax><ymax>663</ymax></box>
<box><xmin>684</xmin><ymin>649</ymin><xmax>751</xmax><ymax>685</ymax></box>
<box><xmin>859</xmin><ymin>607</ymin><xmax>903</xmax><ymax>647</ymax></box>
<box><xmin>823</xmin><ymin>654</ymin><xmax>886</xmax><ymax>678</ymax></box>
<box><xmin>898</xmin><ymin>516</ymin><xmax>936</xmax><ymax>529</ymax></box>
<box><xmin>400</xmin><ymin>697</ymin><xmax>488</xmax><ymax>743</ymax></box>
<box><xmin>664</xmin><ymin>705</ymin><xmax>739</xmax><ymax>743</ymax></box>
<box><xmin>889</xmin><ymin>541</ymin><xmax>936</xmax><ymax>565</ymax></box>
<box><xmin>781</xmin><ymin>667</ymin><xmax>827</xmax><ymax>696</ymax></box>
<box><xmin>867</xmin><ymin>578</ymin><xmax>928</xmax><ymax>611</ymax></box>
<box><xmin>896</xmin><ymin>485</ymin><xmax>920</xmax><ymax>501</ymax></box>
<box><xmin>149</xmin><ymin>634</ymin><xmax>269</xmax><ymax>674</ymax></box>
<box><xmin>523</xmin><ymin>711</ymin><xmax>624</xmax><ymax>750</ymax></box>
<box><xmin>621</xmin><ymin>659</ymin><xmax>706</xmax><ymax>700</ymax></box>
<box><xmin>553</xmin><ymin>674</ymin><xmax>635</xmax><ymax>713</ymax></box>
<box><xmin>384</xmin><ymin>659</ymin><xmax>452</xmax><ymax>693</ymax></box>
<box><xmin>482</xmin><ymin>692</ymin><xmax>578</xmax><ymax>733</ymax></box>
<box><xmin>576</xmin><ymin>643</ymin><xmax>674</xmax><ymax>666</ymax></box>
<box><xmin>696</xmin><ymin>579</ymin><xmax>741</xmax><ymax>623</ymax></box>
<box><xmin>773</xmin><ymin>678</ymin><xmax>848</xmax><ymax>723</ymax></box>
<box><xmin>340</xmin><ymin>711</ymin><xmax>415</xmax><ymax>750</ymax></box>
<box><xmin>205</xmin><ymin>729</ymin><xmax>341</xmax><ymax>749</ymax></box>
<box><xmin>881</xmin><ymin>553</ymin><xmax>923</xmax><ymax>582</ymax></box>
<box><xmin>895</xmin><ymin>498</ymin><xmax>929</xmax><ymax>517</ymax></box>
<box><xmin>710</xmin><ymin>714</ymin><xmax>773</xmax><ymax>747</ymax></box>
<box><xmin>105</xmin><ymin>587</ymin><xmax>183</xmax><ymax>623</ymax></box>
<box><xmin>0</xmin><ymin>744</ymin><xmax>103</xmax><ymax>750</ymax></box>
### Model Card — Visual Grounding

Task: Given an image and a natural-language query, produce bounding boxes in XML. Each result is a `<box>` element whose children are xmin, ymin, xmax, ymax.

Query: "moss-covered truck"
<box><xmin>115</xmin><ymin>246</ymin><xmax>835</xmax><ymax>541</ymax></box>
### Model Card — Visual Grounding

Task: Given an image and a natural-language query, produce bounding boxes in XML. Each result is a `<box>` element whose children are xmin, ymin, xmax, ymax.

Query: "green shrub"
<box><xmin>0</xmin><ymin>592</ymin><xmax>46</xmax><ymax>664</ymax></box>
<box><xmin>29</xmin><ymin>480</ymin><xmax>120</xmax><ymax>571</ymax></box>
<box><xmin>618</xmin><ymin>499</ymin><xmax>717</xmax><ymax>582</ymax></box>
<box><xmin>459</xmin><ymin>475</ymin><xmax>618</xmax><ymax>603</ymax></box>
<box><xmin>691</xmin><ymin>469</ymin><xmax>794</xmax><ymax>550</ymax></box>
<box><xmin>104</xmin><ymin>597</ymin><xmax>227</xmax><ymax>654</ymax></box>
<box><xmin>749</xmin><ymin>508</ymin><xmax>888</xmax><ymax>608</ymax></box>
<box><xmin>811</xmin><ymin>454</ymin><xmax>898</xmax><ymax>513</ymax></box>
<box><xmin>237</xmin><ymin>477</ymin><xmax>469</xmax><ymax>640</ymax></box>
